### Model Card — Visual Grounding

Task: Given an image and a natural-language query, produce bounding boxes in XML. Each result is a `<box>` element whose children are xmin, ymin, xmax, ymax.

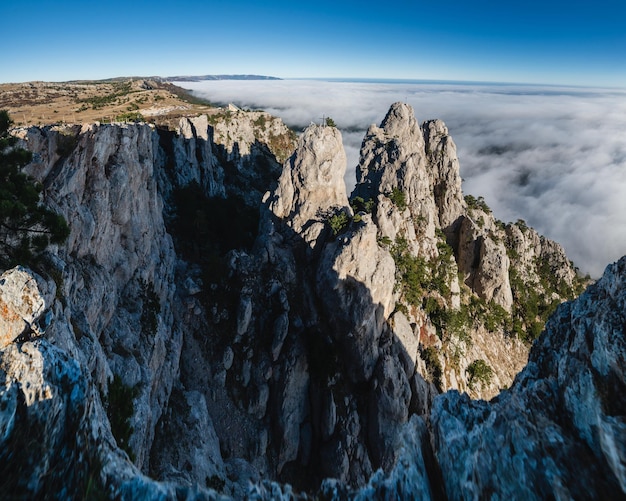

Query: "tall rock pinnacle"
<box><xmin>268</xmin><ymin>123</ymin><xmax>349</xmax><ymax>249</ymax></box>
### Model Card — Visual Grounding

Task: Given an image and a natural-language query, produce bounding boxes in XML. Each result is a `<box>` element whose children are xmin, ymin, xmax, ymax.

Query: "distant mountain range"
<box><xmin>165</xmin><ymin>74</ymin><xmax>281</xmax><ymax>82</ymax></box>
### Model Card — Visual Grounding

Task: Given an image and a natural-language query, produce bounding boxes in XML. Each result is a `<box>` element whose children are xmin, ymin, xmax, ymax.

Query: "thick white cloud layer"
<box><xmin>181</xmin><ymin>80</ymin><xmax>626</xmax><ymax>277</ymax></box>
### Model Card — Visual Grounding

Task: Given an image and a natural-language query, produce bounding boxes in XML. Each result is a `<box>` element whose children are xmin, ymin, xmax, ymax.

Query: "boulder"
<box><xmin>0</xmin><ymin>267</ymin><xmax>54</xmax><ymax>349</ymax></box>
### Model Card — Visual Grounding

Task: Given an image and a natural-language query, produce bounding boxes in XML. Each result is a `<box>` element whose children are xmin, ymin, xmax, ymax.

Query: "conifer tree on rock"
<box><xmin>0</xmin><ymin>110</ymin><xmax>69</xmax><ymax>268</ymax></box>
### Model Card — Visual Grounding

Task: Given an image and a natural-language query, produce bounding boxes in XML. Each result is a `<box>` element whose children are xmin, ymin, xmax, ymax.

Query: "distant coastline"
<box><xmin>166</xmin><ymin>74</ymin><xmax>281</xmax><ymax>82</ymax></box>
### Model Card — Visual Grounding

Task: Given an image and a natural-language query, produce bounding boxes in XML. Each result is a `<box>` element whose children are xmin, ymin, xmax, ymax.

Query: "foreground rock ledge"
<box><xmin>1</xmin><ymin>258</ymin><xmax>625</xmax><ymax>499</ymax></box>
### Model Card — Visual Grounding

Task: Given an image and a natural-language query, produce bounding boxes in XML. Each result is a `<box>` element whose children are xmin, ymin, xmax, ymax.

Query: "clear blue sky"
<box><xmin>1</xmin><ymin>0</ymin><xmax>625</xmax><ymax>87</ymax></box>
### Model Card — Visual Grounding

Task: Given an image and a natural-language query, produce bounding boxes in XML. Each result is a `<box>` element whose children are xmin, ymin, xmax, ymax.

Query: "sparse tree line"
<box><xmin>0</xmin><ymin>110</ymin><xmax>69</xmax><ymax>269</ymax></box>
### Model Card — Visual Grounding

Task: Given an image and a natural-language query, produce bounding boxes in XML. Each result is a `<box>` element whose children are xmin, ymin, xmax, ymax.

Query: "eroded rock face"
<box><xmin>457</xmin><ymin>215</ymin><xmax>514</xmax><ymax>311</ymax></box>
<box><xmin>21</xmin><ymin>123</ymin><xmax>182</xmax><ymax>472</ymax></box>
<box><xmin>269</xmin><ymin>124</ymin><xmax>349</xmax><ymax>249</ymax></box>
<box><xmin>422</xmin><ymin>118</ymin><xmax>465</xmax><ymax>232</ymax></box>
<box><xmin>171</xmin><ymin>115</ymin><xmax>225</xmax><ymax>198</ymax></box>
<box><xmin>4</xmin><ymin>102</ymin><xmax>602</xmax><ymax>500</ymax></box>
<box><xmin>317</xmin><ymin>217</ymin><xmax>396</xmax><ymax>381</ymax></box>
<box><xmin>0</xmin><ymin>339</ymin><xmax>98</xmax><ymax>497</ymax></box>
<box><xmin>0</xmin><ymin>335</ymin><xmax>228</xmax><ymax>500</ymax></box>
<box><xmin>355</xmin><ymin>102</ymin><xmax>438</xmax><ymax>257</ymax></box>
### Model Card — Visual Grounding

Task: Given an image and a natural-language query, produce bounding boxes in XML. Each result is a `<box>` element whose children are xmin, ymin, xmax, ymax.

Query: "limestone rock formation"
<box><xmin>354</xmin><ymin>102</ymin><xmax>439</xmax><ymax>257</ymax></box>
<box><xmin>422</xmin><ymin>118</ymin><xmax>465</xmax><ymax>231</ymax></box>
<box><xmin>316</xmin><ymin>216</ymin><xmax>396</xmax><ymax>381</ymax></box>
<box><xmin>1</xmin><ymin>102</ymin><xmax>603</xmax><ymax>499</ymax></box>
<box><xmin>208</xmin><ymin>109</ymin><xmax>296</xmax><ymax>206</ymax></box>
<box><xmin>457</xmin><ymin>214</ymin><xmax>514</xmax><ymax>311</ymax></box>
<box><xmin>20</xmin><ymin>122</ymin><xmax>181</xmax><ymax>472</ymax></box>
<box><xmin>0</xmin><ymin>332</ymin><xmax>228</xmax><ymax>499</ymax></box>
<box><xmin>269</xmin><ymin>124</ymin><xmax>349</xmax><ymax>249</ymax></box>
<box><xmin>169</xmin><ymin>114</ymin><xmax>225</xmax><ymax>198</ymax></box>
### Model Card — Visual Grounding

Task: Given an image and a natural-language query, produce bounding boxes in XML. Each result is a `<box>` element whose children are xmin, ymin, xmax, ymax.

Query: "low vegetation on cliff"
<box><xmin>0</xmin><ymin>110</ymin><xmax>69</xmax><ymax>268</ymax></box>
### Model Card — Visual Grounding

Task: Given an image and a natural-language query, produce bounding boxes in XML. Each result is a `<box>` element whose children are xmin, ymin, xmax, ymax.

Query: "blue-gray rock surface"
<box><xmin>0</xmin><ymin>103</ymin><xmax>616</xmax><ymax>500</ymax></box>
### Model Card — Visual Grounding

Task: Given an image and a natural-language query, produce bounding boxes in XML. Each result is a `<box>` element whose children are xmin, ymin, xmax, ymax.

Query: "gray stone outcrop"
<box><xmin>269</xmin><ymin>124</ymin><xmax>349</xmax><ymax>249</ymax></box>
<box><xmin>1</xmin><ymin>101</ymin><xmax>602</xmax><ymax>500</ymax></box>
<box><xmin>317</xmin><ymin>217</ymin><xmax>395</xmax><ymax>381</ymax></box>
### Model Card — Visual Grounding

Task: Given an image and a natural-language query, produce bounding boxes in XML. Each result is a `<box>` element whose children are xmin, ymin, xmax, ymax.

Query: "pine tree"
<box><xmin>0</xmin><ymin>110</ymin><xmax>69</xmax><ymax>268</ymax></box>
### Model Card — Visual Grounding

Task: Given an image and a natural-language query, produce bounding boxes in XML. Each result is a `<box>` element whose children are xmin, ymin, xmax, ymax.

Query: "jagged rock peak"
<box><xmin>422</xmin><ymin>119</ymin><xmax>465</xmax><ymax>231</ymax></box>
<box><xmin>354</xmin><ymin>103</ymin><xmax>464</xmax><ymax>229</ymax></box>
<box><xmin>355</xmin><ymin>102</ymin><xmax>427</xmax><ymax>198</ymax></box>
<box><xmin>379</xmin><ymin>102</ymin><xmax>424</xmax><ymax>146</ymax></box>
<box><xmin>267</xmin><ymin>123</ymin><xmax>348</xmax><ymax>248</ymax></box>
<box><xmin>354</xmin><ymin>103</ymin><xmax>462</xmax><ymax>259</ymax></box>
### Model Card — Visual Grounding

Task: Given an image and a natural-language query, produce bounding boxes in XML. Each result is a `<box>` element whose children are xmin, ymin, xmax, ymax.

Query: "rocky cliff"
<box><xmin>0</xmin><ymin>103</ymin><xmax>617</xmax><ymax>500</ymax></box>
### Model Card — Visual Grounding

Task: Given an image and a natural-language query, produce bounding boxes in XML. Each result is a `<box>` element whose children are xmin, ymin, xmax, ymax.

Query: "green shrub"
<box><xmin>0</xmin><ymin>110</ymin><xmax>70</xmax><ymax>268</ymax></box>
<box><xmin>328</xmin><ymin>210</ymin><xmax>350</xmax><ymax>236</ymax></box>
<box><xmin>467</xmin><ymin>359</ymin><xmax>493</xmax><ymax>390</ymax></box>
<box><xmin>431</xmin><ymin>239</ymin><xmax>454</xmax><ymax>298</ymax></box>
<box><xmin>391</xmin><ymin>237</ymin><xmax>429</xmax><ymax>307</ymax></box>
<box><xmin>465</xmin><ymin>194</ymin><xmax>492</xmax><ymax>213</ymax></box>
<box><xmin>388</xmin><ymin>187</ymin><xmax>407</xmax><ymax>210</ymax></box>
<box><xmin>516</xmin><ymin>219</ymin><xmax>528</xmax><ymax>232</ymax></box>
<box><xmin>378</xmin><ymin>235</ymin><xmax>392</xmax><ymax>247</ymax></box>
<box><xmin>421</xmin><ymin>346</ymin><xmax>443</xmax><ymax>392</ymax></box>
<box><xmin>115</xmin><ymin>111</ymin><xmax>144</xmax><ymax>122</ymax></box>
<box><xmin>484</xmin><ymin>302</ymin><xmax>510</xmax><ymax>332</ymax></box>
<box><xmin>105</xmin><ymin>375</ymin><xmax>139</xmax><ymax>461</ymax></box>
<box><xmin>350</xmin><ymin>196</ymin><xmax>375</xmax><ymax>214</ymax></box>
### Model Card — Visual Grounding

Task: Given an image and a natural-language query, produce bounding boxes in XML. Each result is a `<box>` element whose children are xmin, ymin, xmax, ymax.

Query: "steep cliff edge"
<box><xmin>0</xmin><ymin>103</ymin><xmax>612</xmax><ymax>500</ymax></box>
<box><xmin>3</xmin><ymin>112</ymin><xmax>294</xmax><ymax>497</ymax></box>
<box><xmin>431</xmin><ymin>256</ymin><xmax>626</xmax><ymax>499</ymax></box>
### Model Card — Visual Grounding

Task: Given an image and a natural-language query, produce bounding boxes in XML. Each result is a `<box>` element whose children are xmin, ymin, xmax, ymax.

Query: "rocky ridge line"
<box><xmin>0</xmin><ymin>103</ymin><xmax>607</xmax><ymax>499</ymax></box>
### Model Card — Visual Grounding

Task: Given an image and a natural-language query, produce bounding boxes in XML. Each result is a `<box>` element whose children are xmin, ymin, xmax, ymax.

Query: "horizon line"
<box><xmin>2</xmin><ymin>74</ymin><xmax>625</xmax><ymax>91</ymax></box>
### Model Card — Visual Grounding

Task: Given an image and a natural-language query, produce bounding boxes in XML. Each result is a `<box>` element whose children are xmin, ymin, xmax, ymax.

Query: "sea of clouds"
<box><xmin>180</xmin><ymin>79</ymin><xmax>626</xmax><ymax>278</ymax></box>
